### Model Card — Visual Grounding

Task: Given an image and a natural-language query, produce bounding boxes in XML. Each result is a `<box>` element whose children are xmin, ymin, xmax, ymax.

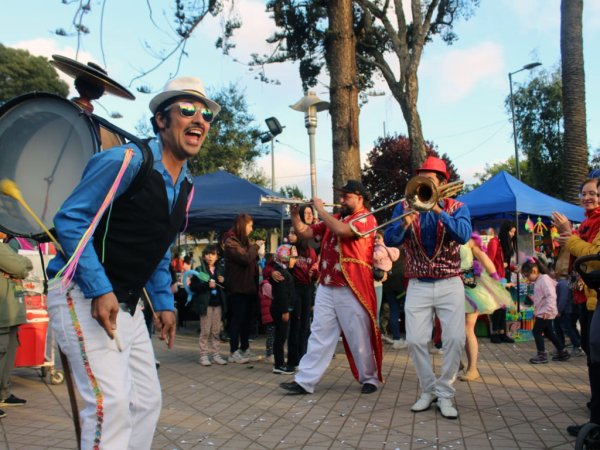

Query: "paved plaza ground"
<box><xmin>0</xmin><ymin>328</ymin><xmax>591</xmax><ymax>450</ymax></box>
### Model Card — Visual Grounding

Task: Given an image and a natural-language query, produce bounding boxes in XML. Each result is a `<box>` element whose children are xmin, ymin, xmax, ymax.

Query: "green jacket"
<box><xmin>0</xmin><ymin>243</ymin><xmax>33</xmax><ymax>329</ymax></box>
<box><xmin>190</xmin><ymin>261</ymin><xmax>226</xmax><ymax>316</ymax></box>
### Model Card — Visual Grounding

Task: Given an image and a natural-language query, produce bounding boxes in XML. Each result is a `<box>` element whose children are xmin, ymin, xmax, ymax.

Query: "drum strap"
<box><xmin>120</xmin><ymin>140</ymin><xmax>154</xmax><ymax>200</ymax></box>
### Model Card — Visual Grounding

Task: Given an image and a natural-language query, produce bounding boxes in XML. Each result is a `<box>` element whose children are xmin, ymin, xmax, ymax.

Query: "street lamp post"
<box><xmin>260</xmin><ymin>117</ymin><xmax>284</xmax><ymax>191</ymax></box>
<box><xmin>508</xmin><ymin>62</ymin><xmax>541</xmax><ymax>313</ymax></box>
<box><xmin>290</xmin><ymin>91</ymin><xmax>330</xmax><ymax>199</ymax></box>
<box><xmin>509</xmin><ymin>62</ymin><xmax>542</xmax><ymax>180</ymax></box>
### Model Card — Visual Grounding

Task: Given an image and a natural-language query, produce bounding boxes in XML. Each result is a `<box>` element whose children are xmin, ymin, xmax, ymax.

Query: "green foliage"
<box><xmin>361</xmin><ymin>133</ymin><xmax>458</xmax><ymax>224</ymax></box>
<box><xmin>507</xmin><ymin>67</ymin><xmax>565</xmax><ymax>199</ymax></box>
<box><xmin>253</xmin><ymin>0</ymin><xmax>479</xmax><ymax>96</ymax></box>
<box><xmin>0</xmin><ymin>44</ymin><xmax>69</xmax><ymax>103</ymax></box>
<box><xmin>240</xmin><ymin>163</ymin><xmax>270</xmax><ymax>187</ymax></box>
<box><xmin>472</xmin><ymin>156</ymin><xmax>531</xmax><ymax>189</ymax></box>
<box><xmin>186</xmin><ymin>83</ymin><xmax>267</xmax><ymax>176</ymax></box>
<box><xmin>278</xmin><ymin>185</ymin><xmax>305</xmax><ymax>199</ymax></box>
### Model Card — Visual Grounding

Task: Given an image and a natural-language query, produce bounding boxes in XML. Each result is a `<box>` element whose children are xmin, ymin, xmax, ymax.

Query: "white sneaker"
<box><xmin>199</xmin><ymin>355</ymin><xmax>211</xmax><ymax>366</ymax></box>
<box><xmin>411</xmin><ymin>392</ymin><xmax>438</xmax><ymax>412</ymax></box>
<box><xmin>228</xmin><ymin>349</ymin><xmax>250</xmax><ymax>364</ymax></box>
<box><xmin>429</xmin><ymin>346</ymin><xmax>444</xmax><ymax>355</ymax></box>
<box><xmin>262</xmin><ymin>355</ymin><xmax>275</xmax><ymax>364</ymax></box>
<box><xmin>392</xmin><ymin>339</ymin><xmax>408</xmax><ymax>349</ymax></box>
<box><xmin>381</xmin><ymin>335</ymin><xmax>394</xmax><ymax>344</ymax></box>
<box><xmin>241</xmin><ymin>349</ymin><xmax>262</xmax><ymax>362</ymax></box>
<box><xmin>437</xmin><ymin>397</ymin><xmax>458</xmax><ymax>419</ymax></box>
<box><xmin>212</xmin><ymin>354</ymin><xmax>228</xmax><ymax>365</ymax></box>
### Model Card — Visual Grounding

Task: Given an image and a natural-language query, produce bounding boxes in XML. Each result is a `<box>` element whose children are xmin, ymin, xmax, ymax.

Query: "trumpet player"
<box><xmin>279</xmin><ymin>180</ymin><xmax>383</xmax><ymax>395</ymax></box>
<box><xmin>384</xmin><ymin>157</ymin><xmax>471</xmax><ymax>419</ymax></box>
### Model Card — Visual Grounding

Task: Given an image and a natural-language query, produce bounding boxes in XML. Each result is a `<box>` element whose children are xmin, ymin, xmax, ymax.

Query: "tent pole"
<box><xmin>515</xmin><ymin>210</ymin><xmax>521</xmax><ymax>318</ymax></box>
<box><xmin>280</xmin><ymin>205</ymin><xmax>284</xmax><ymax>246</ymax></box>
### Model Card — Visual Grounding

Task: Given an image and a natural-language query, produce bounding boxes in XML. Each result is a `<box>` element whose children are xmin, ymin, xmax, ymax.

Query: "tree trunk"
<box><xmin>326</xmin><ymin>0</ymin><xmax>361</xmax><ymax>204</ymax></box>
<box><xmin>397</xmin><ymin>70</ymin><xmax>426</xmax><ymax>172</ymax></box>
<box><xmin>561</xmin><ymin>0</ymin><xmax>588</xmax><ymax>204</ymax></box>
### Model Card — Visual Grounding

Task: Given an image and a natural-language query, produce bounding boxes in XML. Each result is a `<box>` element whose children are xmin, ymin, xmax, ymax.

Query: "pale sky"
<box><xmin>3</xmin><ymin>0</ymin><xmax>600</xmax><ymax>205</ymax></box>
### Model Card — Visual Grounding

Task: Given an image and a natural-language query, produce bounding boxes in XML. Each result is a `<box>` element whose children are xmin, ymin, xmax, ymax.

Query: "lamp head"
<box><xmin>265</xmin><ymin>117</ymin><xmax>283</xmax><ymax>137</ymax></box>
<box><xmin>260</xmin><ymin>132</ymin><xmax>274</xmax><ymax>144</ymax></box>
<box><xmin>290</xmin><ymin>91</ymin><xmax>330</xmax><ymax>114</ymax></box>
<box><xmin>523</xmin><ymin>62</ymin><xmax>542</xmax><ymax>70</ymax></box>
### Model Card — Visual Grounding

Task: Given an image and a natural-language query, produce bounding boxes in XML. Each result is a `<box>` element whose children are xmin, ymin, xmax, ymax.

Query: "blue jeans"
<box><xmin>384</xmin><ymin>289</ymin><xmax>405</xmax><ymax>340</ymax></box>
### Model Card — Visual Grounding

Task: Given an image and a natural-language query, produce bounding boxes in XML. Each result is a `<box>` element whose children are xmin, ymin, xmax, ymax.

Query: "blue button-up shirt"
<box><xmin>47</xmin><ymin>136</ymin><xmax>191</xmax><ymax>311</ymax></box>
<box><xmin>384</xmin><ymin>202</ymin><xmax>472</xmax><ymax>278</ymax></box>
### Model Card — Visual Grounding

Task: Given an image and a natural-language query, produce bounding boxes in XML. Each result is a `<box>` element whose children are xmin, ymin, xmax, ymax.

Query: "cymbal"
<box><xmin>50</xmin><ymin>55</ymin><xmax>135</xmax><ymax>100</ymax></box>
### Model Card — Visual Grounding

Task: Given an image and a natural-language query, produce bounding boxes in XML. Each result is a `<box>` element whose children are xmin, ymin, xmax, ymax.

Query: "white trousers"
<box><xmin>295</xmin><ymin>285</ymin><xmax>378</xmax><ymax>393</ymax></box>
<box><xmin>405</xmin><ymin>277</ymin><xmax>465</xmax><ymax>399</ymax></box>
<box><xmin>48</xmin><ymin>284</ymin><xmax>161</xmax><ymax>450</ymax></box>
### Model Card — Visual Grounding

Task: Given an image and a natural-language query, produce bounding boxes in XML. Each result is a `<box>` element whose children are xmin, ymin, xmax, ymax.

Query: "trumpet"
<box><xmin>259</xmin><ymin>195</ymin><xmax>341</xmax><ymax>208</ymax></box>
<box><xmin>349</xmin><ymin>176</ymin><xmax>464</xmax><ymax>237</ymax></box>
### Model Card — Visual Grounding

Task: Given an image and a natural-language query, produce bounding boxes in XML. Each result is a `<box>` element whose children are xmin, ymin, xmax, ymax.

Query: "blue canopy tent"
<box><xmin>457</xmin><ymin>171</ymin><xmax>585</xmax><ymax>312</ymax></box>
<box><xmin>456</xmin><ymin>171</ymin><xmax>585</xmax><ymax>222</ymax></box>
<box><xmin>186</xmin><ymin>170</ymin><xmax>290</xmax><ymax>231</ymax></box>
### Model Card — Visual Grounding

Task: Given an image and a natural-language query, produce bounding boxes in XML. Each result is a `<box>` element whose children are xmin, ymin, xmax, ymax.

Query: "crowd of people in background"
<box><xmin>158</xmin><ymin>162</ymin><xmax>599</xmax><ymax>437</ymax></box>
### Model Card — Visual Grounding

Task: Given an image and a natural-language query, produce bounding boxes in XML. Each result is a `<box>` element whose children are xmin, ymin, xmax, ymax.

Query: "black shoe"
<box><xmin>280</xmin><ymin>381</ymin><xmax>309</xmax><ymax>394</ymax></box>
<box><xmin>490</xmin><ymin>334</ymin><xmax>501</xmax><ymax>344</ymax></box>
<box><xmin>273</xmin><ymin>364</ymin><xmax>295</xmax><ymax>375</ymax></box>
<box><xmin>361</xmin><ymin>383</ymin><xmax>378</xmax><ymax>394</ymax></box>
<box><xmin>0</xmin><ymin>409</ymin><xmax>6</xmax><ymax>419</ymax></box>
<box><xmin>0</xmin><ymin>395</ymin><xmax>26</xmax><ymax>407</ymax></box>
<box><xmin>567</xmin><ymin>424</ymin><xmax>583</xmax><ymax>437</ymax></box>
<box><xmin>552</xmin><ymin>349</ymin><xmax>571</xmax><ymax>362</ymax></box>
<box><xmin>498</xmin><ymin>334</ymin><xmax>514</xmax><ymax>343</ymax></box>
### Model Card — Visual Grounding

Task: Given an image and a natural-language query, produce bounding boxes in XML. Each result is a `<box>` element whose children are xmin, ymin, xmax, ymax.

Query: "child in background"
<box><xmin>269</xmin><ymin>244</ymin><xmax>298</xmax><ymax>374</ymax></box>
<box><xmin>373</xmin><ymin>230</ymin><xmax>399</xmax><ymax>334</ymax></box>
<box><xmin>522</xmin><ymin>257</ymin><xmax>570</xmax><ymax>364</ymax></box>
<box><xmin>189</xmin><ymin>245</ymin><xmax>227</xmax><ymax>366</ymax></box>
<box><xmin>554</xmin><ymin>269</ymin><xmax>584</xmax><ymax>357</ymax></box>
<box><xmin>259</xmin><ymin>278</ymin><xmax>275</xmax><ymax>364</ymax></box>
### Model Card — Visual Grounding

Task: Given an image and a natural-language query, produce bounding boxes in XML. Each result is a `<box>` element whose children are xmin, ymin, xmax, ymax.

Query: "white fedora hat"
<box><xmin>149</xmin><ymin>76</ymin><xmax>221</xmax><ymax>115</ymax></box>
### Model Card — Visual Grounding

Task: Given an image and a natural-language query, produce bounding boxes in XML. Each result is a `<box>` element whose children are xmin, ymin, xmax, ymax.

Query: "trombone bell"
<box><xmin>348</xmin><ymin>176</ymin><xmax>464</xmax><ymax>237</ymax></box>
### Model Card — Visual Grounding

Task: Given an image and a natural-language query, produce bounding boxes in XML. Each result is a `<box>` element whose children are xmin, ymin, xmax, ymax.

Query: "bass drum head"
<box><xmin>0</xmin><ymin>92</ymin><xmax>99</xmax><ymax>240</ymax></box>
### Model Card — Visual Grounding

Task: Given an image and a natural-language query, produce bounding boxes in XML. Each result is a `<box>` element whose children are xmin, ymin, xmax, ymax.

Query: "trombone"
<box><xmin>260</xmin><ymin>195</ymin><xmax>341</xmax><ymax>208</ymax></box>
<box><xmin>349</xmin><ymin>176</ymin><xmax>464</xmax><ymax>237</ymax></box>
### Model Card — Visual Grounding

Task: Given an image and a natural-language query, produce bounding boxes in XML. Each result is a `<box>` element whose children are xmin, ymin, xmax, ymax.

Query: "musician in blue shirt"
<box><xmin>46</xmin><ymin>77</ymin><xmax>219</xmax><ymax>450</ymax></box>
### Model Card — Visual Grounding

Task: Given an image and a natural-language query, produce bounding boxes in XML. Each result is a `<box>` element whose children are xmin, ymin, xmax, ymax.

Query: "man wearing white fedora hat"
<box><xmin>46</xmin><ymin>76</ymin><xmax>220</xmax><ymax>449</ymax></box>
<box><xmin>384</xmin><ymin>156</ymin><xmax>471</xmax><ymax>419</ymax></box>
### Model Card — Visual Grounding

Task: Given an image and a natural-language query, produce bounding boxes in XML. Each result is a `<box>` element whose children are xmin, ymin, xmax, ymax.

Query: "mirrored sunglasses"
<box><xmin>164</xmin><ymin>102</ymin><xmax>214</xmax><ymax>123</ymax></box>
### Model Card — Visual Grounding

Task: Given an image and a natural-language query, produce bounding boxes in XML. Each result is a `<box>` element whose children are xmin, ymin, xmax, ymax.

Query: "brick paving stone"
<box><xmin>0</xmin><ymin>330</ymin><xmax>589</xmax><ymax>449</ymax></box>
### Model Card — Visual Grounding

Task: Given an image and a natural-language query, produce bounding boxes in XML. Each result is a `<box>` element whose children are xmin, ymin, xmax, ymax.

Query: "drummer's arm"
<box><xmin>145</xmin><ymin>248</ymin><xmax>176</xmax><ymax>348</ymax></box>
<box><xmin>52</xmin><ymin>147</ymin><xmax>143</xmax><ymax>298</ymax></box>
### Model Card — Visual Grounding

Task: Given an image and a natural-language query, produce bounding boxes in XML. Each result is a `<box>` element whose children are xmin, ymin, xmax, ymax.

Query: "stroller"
<box><xmin>574</xmin><ymin>253</ymin><xmax>600</xmax><ymax>450</ymax></box>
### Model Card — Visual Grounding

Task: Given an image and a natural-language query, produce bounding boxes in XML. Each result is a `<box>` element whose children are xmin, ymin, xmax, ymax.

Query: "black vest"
<box><xmin>92</xmin><ymin>170</ymin><xmax>192</xmax><ymax>314</ymax></box>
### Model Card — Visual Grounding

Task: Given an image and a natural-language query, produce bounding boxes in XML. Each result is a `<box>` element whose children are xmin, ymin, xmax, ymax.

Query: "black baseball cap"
<box><xmin>334</xmin><ymin>180</ymin><xmax>368</xmax><ymax>198</ymax></box>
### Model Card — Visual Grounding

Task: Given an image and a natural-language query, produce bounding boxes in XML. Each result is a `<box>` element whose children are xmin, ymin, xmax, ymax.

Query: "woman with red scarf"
<box><xmin>554</xmin><ymin>177</ymin><xmax>600</xmax><ymax>436</ymax></box>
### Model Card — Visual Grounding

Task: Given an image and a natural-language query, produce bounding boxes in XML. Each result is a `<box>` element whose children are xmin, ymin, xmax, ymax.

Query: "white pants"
<box><xmin>405</xmin><ymin>277</ymin><xmax>465</xmax><ymax>399</ymax></box>
<box><xmin>295</xmin><ymin>285</ymin><xmax>379</xmax><ymax>393</ymax></box>
<box><xmin>48</xmin><ymin>284</ymin><xmax>161</xmax><ymax>450</ymax></box>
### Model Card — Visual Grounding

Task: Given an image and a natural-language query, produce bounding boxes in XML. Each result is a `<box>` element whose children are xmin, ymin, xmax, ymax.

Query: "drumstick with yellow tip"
<box><xmin>0</xmin><ymin>179</ymin><xmax>63</xmax><ymax>254</ymax></box>
<box><xmin>0</xmin><ymin>179</ymin><xmax>124</xmax><ymax>352</ymax></box>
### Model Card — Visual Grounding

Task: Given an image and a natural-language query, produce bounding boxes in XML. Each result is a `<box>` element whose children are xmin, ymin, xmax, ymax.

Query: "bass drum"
<box><xmin>0</xmin><ymin>92</ymin><xmax>128</xmax><ymax>241</ymax></box>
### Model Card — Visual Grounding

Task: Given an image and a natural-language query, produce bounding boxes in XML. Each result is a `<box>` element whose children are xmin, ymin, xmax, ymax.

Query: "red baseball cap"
<box><xmin>415</xmin><ymin>156</ymin><xmax>450</xmax><ymax>181</ymax></box>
